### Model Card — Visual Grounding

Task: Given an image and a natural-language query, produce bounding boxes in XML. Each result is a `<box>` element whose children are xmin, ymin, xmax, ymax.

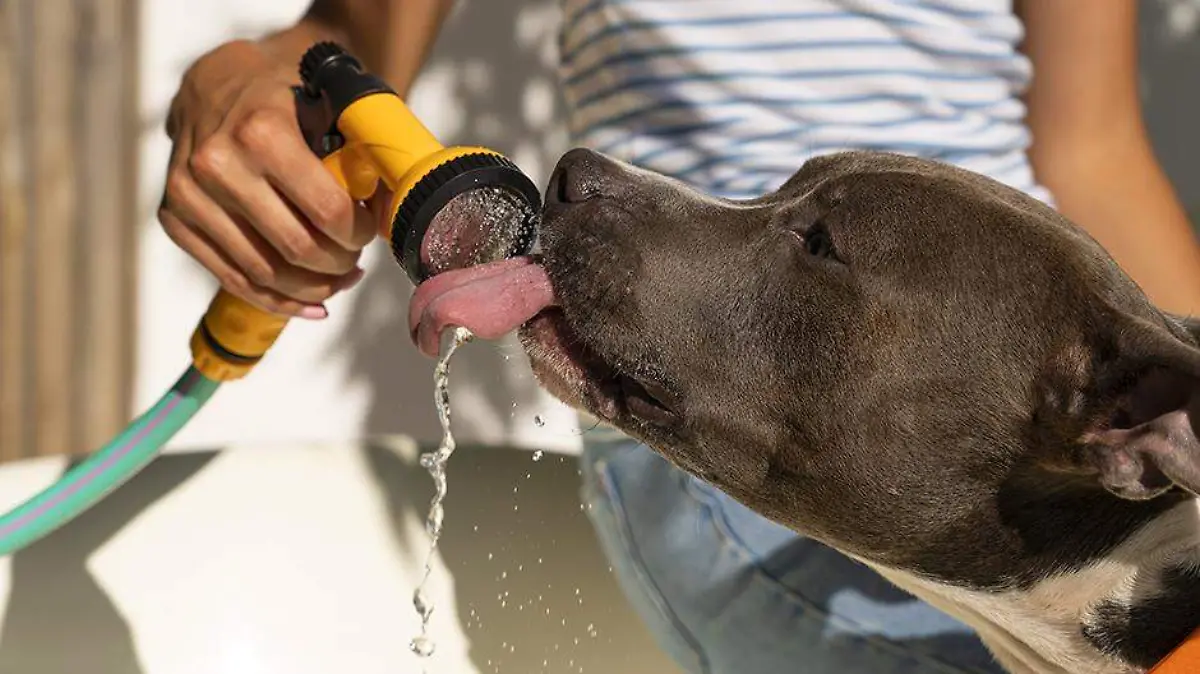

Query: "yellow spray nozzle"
<box><xmin>190</xmin><ymin>41</ymin><xmax>541</xmax><ymax>382</ymax></box>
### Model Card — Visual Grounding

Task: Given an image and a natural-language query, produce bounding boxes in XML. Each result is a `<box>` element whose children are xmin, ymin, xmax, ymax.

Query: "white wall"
<box><xmin>134</xmin><ymin>0</ymin><xmax>1200</xmax><ymax>455</ymax></box>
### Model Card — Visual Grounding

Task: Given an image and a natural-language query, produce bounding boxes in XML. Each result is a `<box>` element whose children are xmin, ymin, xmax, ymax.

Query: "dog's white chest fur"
<box><xmin>860</xmin><ymin>500</ymin><xmax>1200</xmax><ymax>674</ymax></box>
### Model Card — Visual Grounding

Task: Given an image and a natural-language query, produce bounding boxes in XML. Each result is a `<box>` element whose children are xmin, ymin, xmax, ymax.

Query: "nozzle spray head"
<box><xmin>395</xmin><ymin>155</ymin><xmax>541</xmax><ymax>283</ymax></box>
<box><xmin>297</xmin><ymin>42</ymin><xmax>541</xmax><ymax>286</ymax></box>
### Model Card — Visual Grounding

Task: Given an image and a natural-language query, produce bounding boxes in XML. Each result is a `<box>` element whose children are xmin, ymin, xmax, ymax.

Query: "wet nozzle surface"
<box><xmin>422</xmin><ymin>186</ymin><xmax>540</xmax><ymax>277</ymax></box>
<box><xmin>392</xmin><ymin>152</ymin><xmax>541</xmax><ymax>285</ymax></box>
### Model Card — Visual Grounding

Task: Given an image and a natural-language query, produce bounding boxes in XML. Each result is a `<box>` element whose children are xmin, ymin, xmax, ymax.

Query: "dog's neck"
<box><xmin>863</xmin><ymin>498</ymin><xmax>1200</xmax><ymax>674</ymax></box>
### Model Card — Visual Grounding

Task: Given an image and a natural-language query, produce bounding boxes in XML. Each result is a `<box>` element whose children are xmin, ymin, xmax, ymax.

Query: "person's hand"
<box><xmin>158</xmin><ymin>39</ymin><xmax>376</xmax><ymax>319</ymax></box>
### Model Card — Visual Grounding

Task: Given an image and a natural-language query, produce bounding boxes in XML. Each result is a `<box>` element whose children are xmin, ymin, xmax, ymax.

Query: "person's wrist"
<box><xmin>258</xmin><ymin>17</ymin><xmax>353</xmax><ymax>75</ymax></box>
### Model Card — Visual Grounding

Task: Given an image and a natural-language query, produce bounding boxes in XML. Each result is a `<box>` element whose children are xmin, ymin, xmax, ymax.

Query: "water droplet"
<box><xmin>533</xmin><ymin>415</ymin><xmax>545</xmax><ymax>427</ymax></box>
<box><xmin>532</xmin><ymin>450</ymin><xmax>544</xmax><ymax>462</ymax></box>
<box><xmin>410</xmin><ymin>636</ymin><xmax>436</xmax><ymax>657</ymax></box>
<box><xmin>426</xmin><ymin>503</ymin><xmax>444</xmax><ymax>538</ymax></box>
<box><xmin>413</xmin><ymin>589</ymin><xmax>433</xmax><ymax>620</ymax></box>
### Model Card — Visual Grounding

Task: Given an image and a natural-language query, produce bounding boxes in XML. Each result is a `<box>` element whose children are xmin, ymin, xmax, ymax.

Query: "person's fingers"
<box><xmin>352</xmin><ymin>203</ymin><xmax>380</xmax><ymax>248</ymax></box>
<box><xmin>367</xmin><ymin>188</ymin><xmax>396</xmax><ymax>238</ymax></box>
<box><xmin>162</xmin><ymin>166</ymin><xmax>362</xmax><ymax>303</ymax></box>
<box><xmin>158</xmin><ymin>208</ymin><xmax>329</xmax><ymax>320</ymax></box>
<box><xmin>248</xmin><ymin>106</ymin><xmax>378</xmax><ymax>251</ymax></box>
<box><xmin>186</xmin><ymin>133</ymin><xmax>359</xmax><ymax>276</ymax></box>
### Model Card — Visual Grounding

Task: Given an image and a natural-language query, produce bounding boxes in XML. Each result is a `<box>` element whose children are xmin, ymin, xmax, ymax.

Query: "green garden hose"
<box><xmin>0</xmin><ymin>367</ymin><xmax>219</xmax><ymax>556</ymax></box>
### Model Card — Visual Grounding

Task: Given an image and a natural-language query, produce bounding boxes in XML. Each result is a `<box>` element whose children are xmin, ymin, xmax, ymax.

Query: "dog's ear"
<box><xmin>1083</xmin><ymin>313</ymin><xmax>1200</xmax><ymax>500</ymax></box>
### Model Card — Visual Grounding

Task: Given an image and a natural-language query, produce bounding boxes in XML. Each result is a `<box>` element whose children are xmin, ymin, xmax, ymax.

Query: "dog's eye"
<box><xmin>789</xmin><ymin>222</ymin><xmax>837</xmax><ymax>260</ymax></box>
<box><xmin>803</xmin><ymin>224</ymin><xmax>835</xmax><ymax>259</ymax></box>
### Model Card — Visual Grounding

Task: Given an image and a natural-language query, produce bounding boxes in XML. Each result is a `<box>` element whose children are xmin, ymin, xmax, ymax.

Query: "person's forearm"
<box><xmin>261</xmin><ymin>0</ymin><xmax>457</xmax><ymax>96</ymax></box>
<box><xmin>1032</xmin><ymin>138</ymin><xmax>1200</xmax><ymax>317</ymax></box>
<box><xmin>1017</xmin><ymin>0</ymin><xmax>1200</xmax><ymax>317</ymax></box>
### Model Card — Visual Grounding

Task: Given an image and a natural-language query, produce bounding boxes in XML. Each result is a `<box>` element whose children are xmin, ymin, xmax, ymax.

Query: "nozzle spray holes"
<box><xmin>421</xmin><ymin>186</ymin><xmax>539</xmax><ymax>276</ymax></box>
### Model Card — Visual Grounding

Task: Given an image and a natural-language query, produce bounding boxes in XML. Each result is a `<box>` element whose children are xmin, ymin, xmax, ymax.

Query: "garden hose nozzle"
<box><xmin>190</xmin><ymin>41</ymin><xmax>542</xmax><ymax>382</ymax></box>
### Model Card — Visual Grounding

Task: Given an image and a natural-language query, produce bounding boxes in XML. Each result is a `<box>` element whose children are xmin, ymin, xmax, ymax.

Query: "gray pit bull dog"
<box><xmin>409</xmin><ymin>149</ymin><xmax>1200</xmax><ymax>674</ymax></box>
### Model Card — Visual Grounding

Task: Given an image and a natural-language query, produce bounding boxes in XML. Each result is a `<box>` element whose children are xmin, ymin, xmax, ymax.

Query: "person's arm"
<box><xmin>158</xmin><ymin>0</ymin><xmax>456</xmax><ymax>317</ymax></box>
<box><xmin>1016</xmin><ymin>0</ymin><xmax>1200</xmax><ymax>317</ymax></box>
<box><xmin>279</xmin><ymin>0</ymin><xmax>456</xmax><ymax>95</ymax></box>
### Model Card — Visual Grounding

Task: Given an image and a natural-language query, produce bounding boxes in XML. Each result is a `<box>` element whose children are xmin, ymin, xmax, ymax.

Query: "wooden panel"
<box><xmin>0</xmin><ymin>1</ymin><xmax>30</xmax><ymax>461</ymax></box>
<box><xmin>31</xmin><ymin>0</ymin><xmax>78</xmax><ymax>457</ymax></box>
<box><xmin>0</xmin><ymin>0</ymin><xmax>138</xmax><ymax>461</ymax></box>
<box><xmin>75</xmin><ymin>0</ymin><xmax>139</xmax><ymax>453</ymax></box>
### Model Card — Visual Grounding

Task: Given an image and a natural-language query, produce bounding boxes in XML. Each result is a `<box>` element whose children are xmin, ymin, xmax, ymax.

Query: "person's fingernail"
<box><xmin>299</xmin><ymin>305</ymin><xmax>328</xmax><ymax>320</ymax></box>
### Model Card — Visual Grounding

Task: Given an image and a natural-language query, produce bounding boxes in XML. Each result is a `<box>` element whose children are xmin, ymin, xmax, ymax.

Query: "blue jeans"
<box><xmin>578</xmin><ymin>426</ymin><xmax>1006</xmax><ymax>674</ymax></box>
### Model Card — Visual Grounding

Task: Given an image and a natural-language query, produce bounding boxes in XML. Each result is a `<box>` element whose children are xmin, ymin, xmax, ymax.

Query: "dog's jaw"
<box><xmin>519</xmin><ymin>310</ymin><xmax>627</xmax><ymax>423</ymax></box>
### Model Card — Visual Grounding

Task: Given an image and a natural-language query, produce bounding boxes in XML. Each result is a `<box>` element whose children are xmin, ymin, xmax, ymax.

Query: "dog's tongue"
<box><xmin>408</xmin><ymin>256</ymin><xmax>556</xmax><ymax>357</ymax></box>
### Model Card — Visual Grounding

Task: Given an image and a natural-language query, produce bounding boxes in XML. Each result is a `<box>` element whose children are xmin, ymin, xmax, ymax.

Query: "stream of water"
<box><xmin>410</xmin><ymin>326</ymin><xmax>474</xmax><ymax>662</ymax></box>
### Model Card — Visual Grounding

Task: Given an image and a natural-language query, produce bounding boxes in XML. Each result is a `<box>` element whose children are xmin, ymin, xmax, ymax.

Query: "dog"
<box><xmin>511</xmin><ymin>149</ymin><xmax>1200</xmax><ymax>674</ymax></box>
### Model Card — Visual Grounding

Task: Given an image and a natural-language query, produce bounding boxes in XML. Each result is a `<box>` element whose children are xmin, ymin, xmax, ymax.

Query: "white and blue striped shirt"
<box><xmin>556</xmin><ymin>0</ymin><xmax>1052</xmax><ymax>203</ymax></box>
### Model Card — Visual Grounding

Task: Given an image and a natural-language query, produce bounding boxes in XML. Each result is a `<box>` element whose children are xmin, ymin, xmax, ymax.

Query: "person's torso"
<box><xmin>555</xmin><ymin>0</ymin><xmax>1051</xmax><ymax>202</ymax></box>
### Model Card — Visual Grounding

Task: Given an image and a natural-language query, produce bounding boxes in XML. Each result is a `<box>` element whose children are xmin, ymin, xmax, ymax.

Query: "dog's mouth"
<box><xmin>407</xmin><ymin>257</ymin><xmax>679</xmax><ymax>428</ymax></box>
<box><xmin>518</xmin><ymin>309</ymin><xmax>680</xmax><ymax>427</ymax></box>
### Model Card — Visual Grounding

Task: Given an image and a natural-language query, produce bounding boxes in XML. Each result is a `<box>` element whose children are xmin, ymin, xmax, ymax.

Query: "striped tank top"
<box><xmin>555</xmin><ymin>0</ymin><xmax>1052</xmax><ymax>204</ymax></box>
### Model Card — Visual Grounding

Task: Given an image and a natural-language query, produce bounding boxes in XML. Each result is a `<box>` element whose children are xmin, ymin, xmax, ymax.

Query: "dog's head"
<box><xmin>521</xmin><ymin>148</ymin><xmax>1200</xmax><ymax>589</ymax></box>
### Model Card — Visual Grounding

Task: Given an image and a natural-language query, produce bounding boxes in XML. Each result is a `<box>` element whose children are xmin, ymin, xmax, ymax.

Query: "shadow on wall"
<box><xmin>0</xmin><ymin>445</ymin><xmax>683</xmax><ymax>674</ymax></box>
<box><xmin>1140</xmin><ymin>0</ymin><xmax>1200</xmax><ymax>214</ymax></box>
<box><xmin>0</xmin><ymin>453</ymin><xmax>216</xmax><ymax>674</ymax></box>
<box><xmin>365</xmin><ymin>442</ymin><xmax>681</xmax><ymax>674</ymax></box>
<box><xmin>337</xmin><ymin>0</ymin><xmax>569</xmax><ymax>446</ymax></box>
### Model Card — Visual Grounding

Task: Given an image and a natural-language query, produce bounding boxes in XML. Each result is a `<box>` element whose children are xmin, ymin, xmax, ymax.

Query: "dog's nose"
<box><xmin>548</xmin><ymin>148</ymin><xmax>612</xmax><ymax>204</ymax></box>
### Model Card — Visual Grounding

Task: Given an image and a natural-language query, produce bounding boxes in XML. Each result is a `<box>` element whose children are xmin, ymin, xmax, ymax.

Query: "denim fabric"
<box><xmin>578</xmin><ymin>427</ymin><xmax>1006</xmax><ymax>674</ymax></box>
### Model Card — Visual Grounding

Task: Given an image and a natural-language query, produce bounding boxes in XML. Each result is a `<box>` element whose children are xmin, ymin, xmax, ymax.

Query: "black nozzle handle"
<box><xmin>295</xmin><ymin>42</ymin><xmax>396</xmax><ymax>151</ymax></box>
